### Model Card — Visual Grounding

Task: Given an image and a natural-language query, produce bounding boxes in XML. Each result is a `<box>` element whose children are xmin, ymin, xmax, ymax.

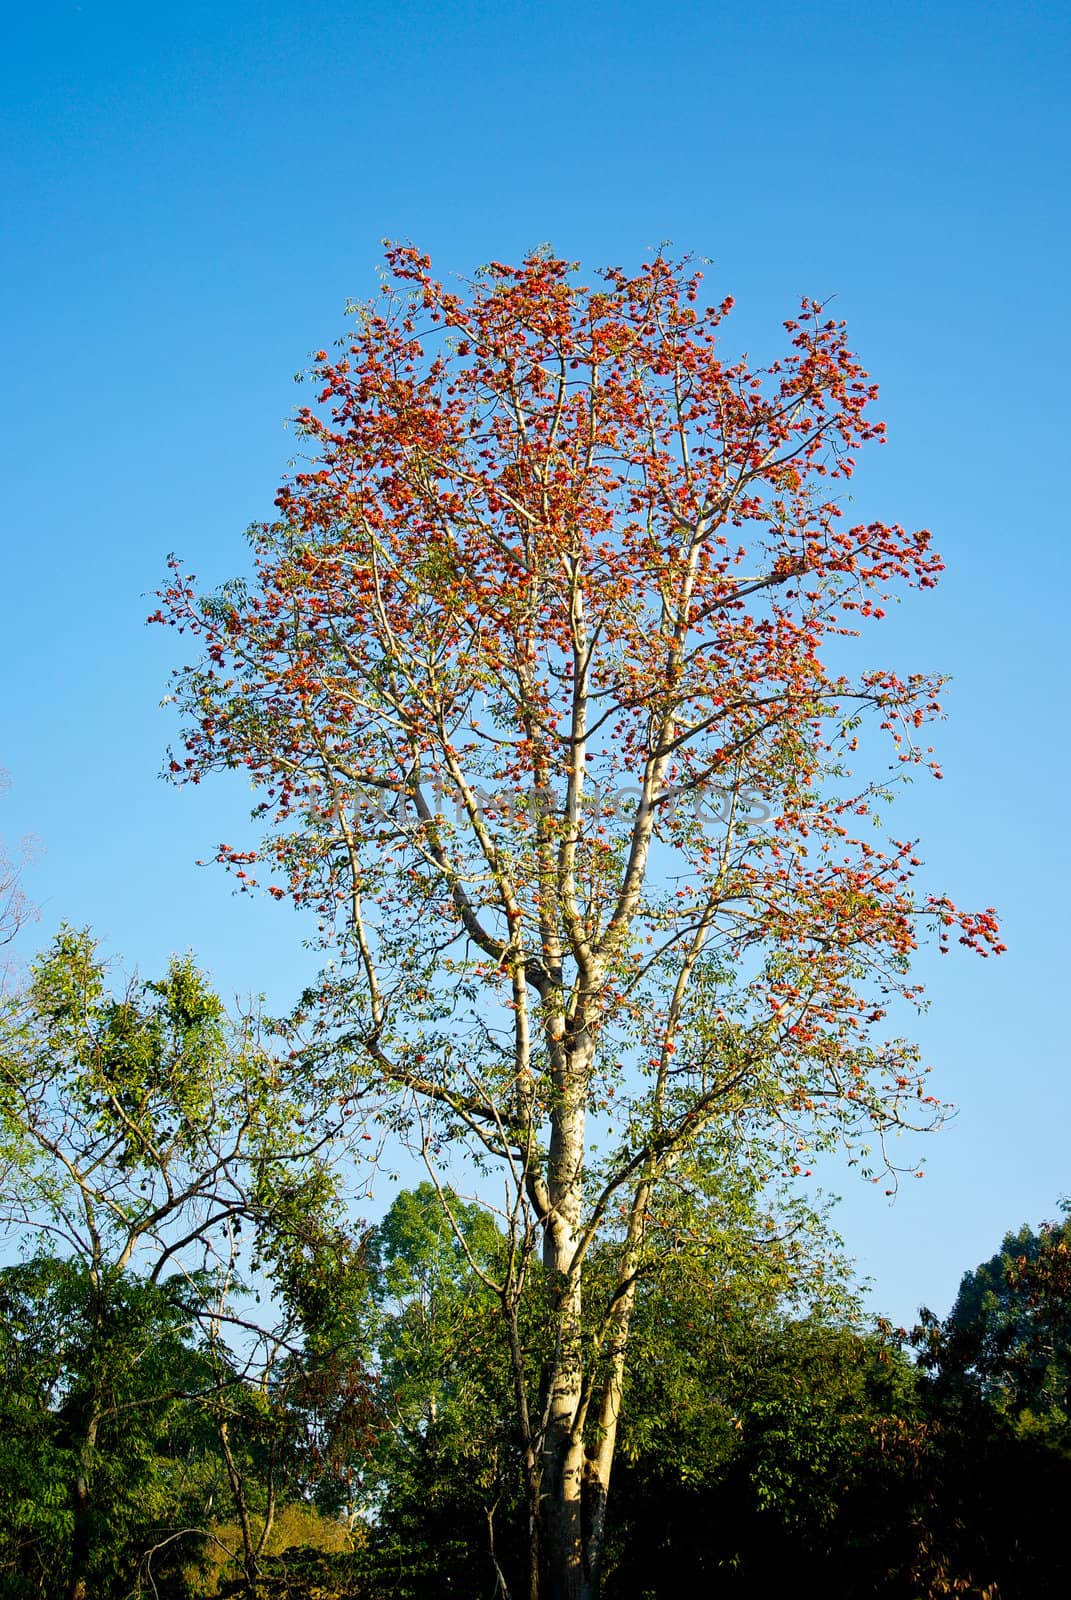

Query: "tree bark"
<box><xmin>540</xmin><ymin>1042</ymin><xmax>592</xmax><ymax>1600</ymax></box>
<box><xmin>67</xmin><ymin>1405</ymin><xmax>101</xmax><ymax>1600</ymax></box>
<box><xmin>218</xmin><ymin>1417</ymin><xmax>260</xmax><ymax>1600</ymax></box>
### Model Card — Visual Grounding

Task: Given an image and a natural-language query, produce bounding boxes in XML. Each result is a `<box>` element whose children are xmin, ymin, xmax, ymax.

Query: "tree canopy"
<box><xmin>0</xmin><ymin>930</ymin><xmax>372</xmax><ymax>1600</ymax></box>
<box><xmin>155</xmin><ymin>244</ymin><xmax>1000</xmax><ymax>1599</ymax></box>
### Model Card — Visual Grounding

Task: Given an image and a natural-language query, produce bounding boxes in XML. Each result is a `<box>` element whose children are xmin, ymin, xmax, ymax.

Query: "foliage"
<box><xmin>893</xmin><ymin>1209</ymin><xmax>1071</xmax><ymax>1597</ymax></box>
<box><xmin>0</xmin><ymin>1234</ymin><xmax>377</xmax><ymax>1600</ymax></box>
<box><xmin>191</xmin><ymin>1505</ymin><xmax>360</xmax><ymax>1599</ymax></box>
<box><xmin>603</xmin><ymin>1291</ymin><xmax>1071</xmax><ymax>1600</ymax></box>
<box><xmin>369</xmin><ymin>1181</ymin><xmax>507</xmax><ymax>1446</ymax></box>
<box><xmin>206</xmin><ymin>1197</ymin><xmax>379</xmax><ymax>1581</ymax></box>
<box><xmin>916</xmin><ymin>1205</ymin><xmax>1071</xmax><ymax>1445</ymax></box>
<box><xmin>0</xmin><ymin>1255</ymin><xmax>215</xmax><ymax>1599</ymax></box>
<box><xmin>0</xmin><ymin>928</ymin><xmax>314</xmax><ymax>1274</ymax></box>
<box><xmin>580</xmin><ymin>1218</ymin><xmax>913</xmax><ymax>1595</ymax></box>
<box><xmin>215</xmin><ymin>1545</ymin><xmax>370</xmax><ymax>1600</ymax></box>
<box><xmin>2</xmin><ymin>1180</ymin><xmax>1071</xmax><ymax>1597</ymax></box>
<box><xmin>360</xmin><ymin>1183</ymin><xmax>527</xmax><ymax>1599</ymax></box>
<box><xmin>0</xmin><ymin>930</ymin><xmax>374</xmax><ymax>1600</ymax></box>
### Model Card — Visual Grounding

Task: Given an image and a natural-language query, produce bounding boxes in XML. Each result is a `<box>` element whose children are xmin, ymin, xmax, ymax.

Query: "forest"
<box><xmin>2</xmin><ymin>244</ymin><xmax>1060</xmax><ymax>1600</ymax></box>
<box><xmin>1</xmin><ymin>938</ymin><xmax>1068</xmax><ymax>1600</ymax></box>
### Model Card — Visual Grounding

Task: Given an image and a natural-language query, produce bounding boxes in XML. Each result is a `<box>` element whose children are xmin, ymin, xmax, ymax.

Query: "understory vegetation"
<box><xmin>1</xmin><ymin>946</ymin><xmax>1068</xmax><ymax>1600</ymax></box>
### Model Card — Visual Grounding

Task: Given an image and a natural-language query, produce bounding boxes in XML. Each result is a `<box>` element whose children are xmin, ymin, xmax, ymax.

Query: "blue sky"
<box><xmin>2</xmin><ymin>0</ymin><xmax>1068</xmax><ymax>1326</ymax></box>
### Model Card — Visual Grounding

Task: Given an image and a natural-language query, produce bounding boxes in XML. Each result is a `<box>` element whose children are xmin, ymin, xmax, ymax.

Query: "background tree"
<box><xmin>917</xmin><ymin>1206</ymin><xmax>1071</xmax><ymax>1444</ymax></box>
<box><xmin>361</xmin><ymin>1182</ymin><xmax>527</xmax><ymax>1598</ymax></box>
<box><xmin>606</xmin><ymin>1309</ymin><xmax>925</xmax><ymax>1598</ymax></box>
<box><xmin>895</xmin><ymin>1209</ymin><xmax>1071</xmax><ymax>1598</ymax></box>
<box><xmin>157</xmin><ymin>245</ymin><xmax>1000</xmax><ymax>1599</ymax></box>
<box><xmin>0</xmin><ymin>929</ymin><xmax>369</xmax><ymax>1600</ymax></box>
<box><xmin>204</xmin><ymin>1178</ymin><xmax>379</xmax><ymax>1599</ymax></box>
<box><xmin>0</xmin><ymin>1256</ymin><xmax>217</xmax><ymax>1600</ymax></box>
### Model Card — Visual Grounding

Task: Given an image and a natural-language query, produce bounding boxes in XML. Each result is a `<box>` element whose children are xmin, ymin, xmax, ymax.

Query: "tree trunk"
<box><xmin>580</xmin><ymin>1180</ymin><xmax>650</xmax><ymax>1599</ymax></box>
<box><xmin>67</xmin><ymin>1406</ymin><xmax>101</xmax><ymax>1600</ymax></box>
<box><xmin>540</xmin><ymin>1046</ymin><xmax>591</xmax><ymax>1600</ymax></box>
<box><xmin>537</xmin><ymin>1045</ymin><xmax>649</xmax><ymax>1598</ymax></box>
<box><xmin>218</xmin><ymin>1417</ymin><xmax>260</xmax><ymax>1600</ymax></box>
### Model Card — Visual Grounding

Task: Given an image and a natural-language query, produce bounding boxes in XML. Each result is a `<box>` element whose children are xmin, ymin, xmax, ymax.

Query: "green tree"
<box><xmin>607</xmin><ymin>1310</ymin><xmax>924</xmax><ymax>1598</ymax></box>
<box><xmin>897</xmin><ymin>1209</ymin><xmax>1071</xmax><ymax>1597</ymax></box>
<box><xmin>0</xmin><ymin>929</ymin><xmax>367</xmax><ymax>1599</ymax></box>
<box><xmin>354</xmin><ymin>1179</ymin><xmax>853</xmax><ymax>1600</ymax></box>
<box><xmin>361</xmin><ymin>1184</ymin><xmax>524</xmax><ymax>1599</ymax></box>
<box><xmin>918</xmin><ymin>1206</ymin><xmax>1071</xmax><ymax>1444</ymax></box>
<box><xmin>0</xmin><ymin>1256</ymin><xmax>218</xmax><ymax>1600</ymax></box>
<box><xmin>206</xmin><ymin>1186</ymin><xmax>379</xmax><ymax>1599</ymax></box>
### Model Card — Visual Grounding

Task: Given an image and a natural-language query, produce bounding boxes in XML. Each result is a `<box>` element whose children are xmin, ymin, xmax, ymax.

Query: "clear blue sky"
<box><xmin>2</xmin><ymin>0</ymin><xmax>1068</xmax><ymax>1326</ymax></box>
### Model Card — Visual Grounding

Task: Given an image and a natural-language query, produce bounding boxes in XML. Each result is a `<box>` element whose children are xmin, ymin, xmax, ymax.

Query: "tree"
<box><xmin>0</xmin><ymin>1255</ymin><xmax>216</xmax><ymax>1600</ymax></box>
<box><xmin>363</xmin><ymin>1183</ymin><xmax>525</xmax><ymax>1597</ymax></box>
<box><xmin>204</xmin><ymin>1185</ymin><xmax>379</xmax><ymax>1599</ymax></box>
<box><xmin>156</xmin><ymin>245</ymin><xmax>1000</xmax><ymax>1598</ymax></box>
<box><xmin>354</xmin><ymin>1178</ymin><xmax>851</xmax><ymax>1599</ymax></box>
<box><xmin>917</xmin><ymin>1207</ymin><xmax>1071</xmax><ymax>1443</ymax></box>
<box><xmin>368</xmin><ymin>1181</ymin><xmax>507</xmax><ymax>1470</ymax></box>
<box><xmin>0</xmin><ymin>929</ymin><xmax>366</xmax><ymax>1599</ymax></box>
<box><xmin>607</xmin><ymin>1307</ymin><xmax>925</xmax><ymax>1598</ymax></box>
<box><xmin>898</xmin><ymin>1213</ymin><xmax>1071</xmax><ymax>1597</ymax></box>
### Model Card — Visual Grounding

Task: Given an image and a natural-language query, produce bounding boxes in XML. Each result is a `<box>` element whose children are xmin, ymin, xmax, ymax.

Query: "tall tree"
<box><xmin>156</xmin><ymin>246</ymin><xmax>1000</xmax><ymax>1598</ymax></box>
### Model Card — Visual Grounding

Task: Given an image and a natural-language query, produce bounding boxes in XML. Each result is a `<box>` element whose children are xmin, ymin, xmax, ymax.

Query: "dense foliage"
<box><xmin>3</xmin><ymin>1064</ymin><xmax>1070</xmax><ymax>1600</ymax></box>
<box><xmin>0</xmin><ymin>933</ymin><xmax>373</xmax><ymax>1600</ymax></box>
